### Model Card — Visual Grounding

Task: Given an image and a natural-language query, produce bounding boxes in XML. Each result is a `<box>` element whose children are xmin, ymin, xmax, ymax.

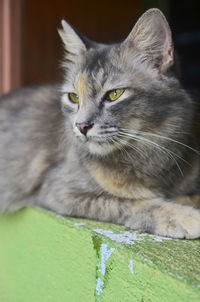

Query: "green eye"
<box><xmin>108</xmin><ymin>88</ymin><xmax>125</xmax><ymax>101</ymax></box>
<box><xmin>68</xmin><ymin>92</ymin><xmax>79</xmax><ymax>103</ymax></box>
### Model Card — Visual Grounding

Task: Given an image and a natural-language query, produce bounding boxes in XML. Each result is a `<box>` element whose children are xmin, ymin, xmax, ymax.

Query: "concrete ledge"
<box><xmin>0</xmin><ymin>208</ymin><xmax>199</xmax><ymax>301</ymax></box>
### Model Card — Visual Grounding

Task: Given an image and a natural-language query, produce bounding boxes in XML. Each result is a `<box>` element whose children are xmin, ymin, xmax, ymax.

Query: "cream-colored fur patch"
<box><xmin>25</xmin><ymin>150</ymin><xmax>50</xmax><ymax>192</ymax></box>
<box><xmin>89</xmin><ymin>164</ymin><xmax>156</xmax><ymax>199</ymax></box>
<box><xmin>75</xmin><ymin>74</ymin><xmax>87</xmax><ymax>100</ymax></box>
<box><xmin>175</xmin><ymin>195</ymin><xmax>200</xmax><ymax>209</ymax></box>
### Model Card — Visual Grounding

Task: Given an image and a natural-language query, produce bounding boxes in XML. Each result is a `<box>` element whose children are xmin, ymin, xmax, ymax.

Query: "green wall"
<box><xmin>0</xmin><ymin>208</ymin><xmax>199</xmax><ymax>301</ymax></box>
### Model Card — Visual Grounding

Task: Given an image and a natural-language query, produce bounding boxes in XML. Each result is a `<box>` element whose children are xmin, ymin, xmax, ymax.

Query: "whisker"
<box><xmin>118</xmin><ymin>131</ymin><xmax>184</xmax><ymax>176</ymax></box>
<box><xmin>99</xmin><ymin>130</ymin><xmax>119</xmax><ymax>135</ymax></box>
<box><xmin>116</xmin><ymin>135</ymin><xmax>146</xmax><ymax>159</ymax></box>
<box><xmin>116</xmin><ymin>136</ymin><xmax>146</xmax><ymax>159</ymax></box>
<box><xmin>111</xmin><ymin>137</ymin><xmax>135</xmax><ymax>163</ymax></box>
<box><xmin>119</xmin><ymin>131</ymin><xmax>190</xmax><ymax>165</ymax></box>
<box><xmin>121</xmin><ymin>128</ymin><xmax>199</xmax><ymax>155</ymax></box>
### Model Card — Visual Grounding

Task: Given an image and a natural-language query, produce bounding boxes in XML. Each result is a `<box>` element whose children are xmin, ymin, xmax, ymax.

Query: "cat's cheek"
<box><xmin>62</xmin><ymin>103</ymin><xmax>78</xmax><ymax>116</ymax></box>
<box><xmin>123</xmin><ymin>117</ymin><xmax>142</xmax><ymax>132</ymax></box>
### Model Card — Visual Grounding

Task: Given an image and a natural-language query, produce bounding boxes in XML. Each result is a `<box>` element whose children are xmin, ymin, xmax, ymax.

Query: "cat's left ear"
<box><xmin>124</xmin><ymin>8</ymin><xmax>174</xmax><ymax>74</ymax></box>
<box><xmin>58</xmin><ymin>20</ymin><xmax>87</xmax><ymax>55</ymax></box>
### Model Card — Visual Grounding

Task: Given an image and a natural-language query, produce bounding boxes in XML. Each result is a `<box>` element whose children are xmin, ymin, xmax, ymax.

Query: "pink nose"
<box><xmin>76</xmin><ymin>122</ymin><xmax>93</xmax><ymax>136</ymax></box>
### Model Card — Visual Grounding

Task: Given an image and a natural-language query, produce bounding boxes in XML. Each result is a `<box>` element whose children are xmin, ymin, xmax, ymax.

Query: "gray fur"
<box><xmin>0</xmin><ymin>9</ymin><xmax>200</xmax><ymax>238</ymax></box>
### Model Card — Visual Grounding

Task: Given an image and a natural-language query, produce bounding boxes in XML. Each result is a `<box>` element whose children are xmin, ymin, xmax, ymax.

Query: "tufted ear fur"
<box><xmin>124</xmin><ymin>8</ymin><xmax>174</xmax><ymax>74</ymax></box>
<box><xmin>58</xmin><ymin>20</ymin><xmax>87</xmax><ymax>55</ymax></box>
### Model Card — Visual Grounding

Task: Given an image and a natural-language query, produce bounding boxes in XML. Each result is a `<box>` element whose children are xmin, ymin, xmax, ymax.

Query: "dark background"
<box><xmin>20</xmin><ymin>0</ymin><xmax>200</xmax><ymax>97</ymax></box>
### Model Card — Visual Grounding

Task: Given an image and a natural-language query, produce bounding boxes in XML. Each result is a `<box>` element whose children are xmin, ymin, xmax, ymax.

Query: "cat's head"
<box><xmin>59</xmin><ymin>9</ymin><xmax>185</xmax><ymax>157</ymax></box>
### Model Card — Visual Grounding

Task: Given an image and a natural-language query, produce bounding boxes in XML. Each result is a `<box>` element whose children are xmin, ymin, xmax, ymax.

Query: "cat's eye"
<box><xmin>68</xmin><ymin>92</ymin><xmax>79</xmax><ymax>103</ymax></box>
<box><xmin>107</xmin><ymin>89</ymin><xmax>125</xmax><ymax>101</ymax></box>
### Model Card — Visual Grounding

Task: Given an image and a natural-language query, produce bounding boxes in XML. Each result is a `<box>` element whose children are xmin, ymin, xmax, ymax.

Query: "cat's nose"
<box><xmin>76</xmin><ymin>122</ymin><xmax>94</xmax><ymax>136</ymax></box>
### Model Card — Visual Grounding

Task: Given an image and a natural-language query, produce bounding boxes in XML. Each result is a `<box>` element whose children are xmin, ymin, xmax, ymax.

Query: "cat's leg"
<box><xmin>124</xmin><ymin>198</ymin><xmax>200</xmax><ymax>239</ymax></box>
<box><xmin>37</xmin><ymin>193</ymin><xmax>200</xmax><ymax>239</ymax></box>
<box><xmin>175</xmin><ymin>195</ymin><xmax>200</xmax><ymax>209</ymax></box>
<box><xmin>0</xmin><ymin>195</ymin><xmax>37</xmax><ymax>213</ymax></box>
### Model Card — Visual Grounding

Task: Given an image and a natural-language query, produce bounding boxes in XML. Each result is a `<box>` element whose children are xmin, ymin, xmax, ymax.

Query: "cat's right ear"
<box><xmin>124</xmin><ymin>9</ymin><xmax>174</xmax><ymax>74</ymax></box>
<box><xmin>58</xmin><ymin>20</ymin><xmax>87</xmax><ymax>55</ymax></box>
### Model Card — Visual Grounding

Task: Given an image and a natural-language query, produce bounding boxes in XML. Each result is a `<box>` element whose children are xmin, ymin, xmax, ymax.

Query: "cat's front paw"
<box><xmin>125</xmin><ymin>199</ymin><xmax>200</xmax><ymax>239</ymax></box>
<box><xmin>154</xmin><ymin>204</ymin><xmax>200</xmax><ymax>239</ymax></box>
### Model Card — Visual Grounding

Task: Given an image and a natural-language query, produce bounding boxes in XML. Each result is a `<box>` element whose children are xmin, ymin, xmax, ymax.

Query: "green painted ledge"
<box><xmin>0</xmin><ymin>208</ymin><xmax>199</xmax><ymax>302</ymax></box>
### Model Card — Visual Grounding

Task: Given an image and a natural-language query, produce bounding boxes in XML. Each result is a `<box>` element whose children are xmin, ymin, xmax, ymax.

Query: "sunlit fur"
<box><xmin>0</xmin><ymin>9</ymin><xmax>200</xmax><ymax>238</ymax></box>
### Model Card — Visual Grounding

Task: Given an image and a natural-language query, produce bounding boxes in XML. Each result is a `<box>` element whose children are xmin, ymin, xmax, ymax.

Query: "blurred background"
<box><xmin>0</xmin><ymin>0</ymin><xmax>200</xmax><ymax>99</ymax></box>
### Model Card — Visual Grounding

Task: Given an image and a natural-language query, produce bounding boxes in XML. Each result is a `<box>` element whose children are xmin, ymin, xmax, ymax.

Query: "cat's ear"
<box><xmin>124</xmin><ymin>8</ymin><xmax>174</xmax><ymax>74</ymax></box>
<box><xmin>58</xmin><ymin>20</ymin><xmax>87</xmax><ymax>55</ymax></box>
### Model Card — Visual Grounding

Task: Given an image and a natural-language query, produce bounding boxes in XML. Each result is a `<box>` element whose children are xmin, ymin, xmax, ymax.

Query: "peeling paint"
<box><xmin>94</xmin><ymin>229</ymin><xmax>143</xmax><ymax>245</ymax></box>
<box><xmin>148</xmin><ymin>234</ymin><xmax>172</xmax><ymax>242</ymax></box>
<box><xmin>73</xmin><ymin>222</ymin><xmax>85</xmax><ymax>227</ymax></box>
<box><xmin>54</xmin><ymin>214</ymin><xmax>66</xmax><ymax>221</ymax></box>
<box><xmin>128</xmin><ymin>259</ymin><xmax>134</xmax><ymax>274</ymax></box>
<box><xmin>95</xmin><ymin>243</ymin><xmax>115</xmax><ymax>298</ymax></box>
<box><xmin>93</xmin><ymin>229</ymin><xmax>172</xmax><ymax>245</ymax></box>
<box><xmin>54</xmin><ymin>213</ymin><xmax>85</xmax><ymax>227</ymax></box>
<box><xmin>99</xmin><ymin>244</ymin><xmax>115</xmax><ymax>276</ymax></box>
<box><xmin>96</xmin><ymin>278</ymin><xmax>104</xmax><ymax>296</ymax></box>
<box><xmin>53</xmin><ymin>211</ymin><xmax>172</xmax><ymax>244</ymax></box>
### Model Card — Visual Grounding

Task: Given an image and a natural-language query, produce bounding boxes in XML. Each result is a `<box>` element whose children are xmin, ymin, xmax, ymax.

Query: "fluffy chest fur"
<box><xmin>88</xmin><ymin>163</ymin><xmax>156</xmax><ymax>199</ymax></box>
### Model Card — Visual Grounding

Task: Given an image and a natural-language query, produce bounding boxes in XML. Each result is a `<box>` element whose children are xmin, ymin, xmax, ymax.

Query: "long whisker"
<box><xmin>121</xmin><ymin>128</ymin><xmax>199</xmax><ymax>155</ymax></box>
<box><xmin>103</xmin><ymin>133</ymin><xmax>145</xmax><ymax>159</ymax></box>
<box><xmin>116</xmin><ymin>136</ymin><xmax>146</xmax><ymax>159</ymax></box>
<box><xmin>119</xmin><ymin>131</ymin><xmax>190</xmax><ymax>165</ymax></box>
<box><xmin>118</xmin><ymin>131</ymin><xmax>184</xmax><ymax>176</ymax></box>
<box><xmin>111</xmin><ymin>137</ymin><xmax>136</xmax><ymax>163</ymax></box>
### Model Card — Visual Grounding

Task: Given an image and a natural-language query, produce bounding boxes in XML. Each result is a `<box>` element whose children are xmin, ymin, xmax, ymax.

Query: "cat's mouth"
<box><xmin>76</xmin><ymin>133</ymin><xmax>118</xmax><ymax>155</ymax></box>
<box><xmin>87</xmin><ymin>135</ymin><xmax>114</xmax><ymax>143</ymax></box>
<box><xmin>73</xmin><ymin>126</ymin><xmax>120</xmax><ymax>155</ymax></box>
<box><xmin>86</xmin><ymin>138</ymin><xmax>118</xmax><ymax>155</ymax></box>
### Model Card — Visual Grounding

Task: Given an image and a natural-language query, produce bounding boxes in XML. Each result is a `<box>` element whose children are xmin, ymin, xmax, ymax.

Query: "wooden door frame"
<box><xmin>0</xmin><ymin>0</ymin><xmax>22</xmax><ymax>96</ymax></box>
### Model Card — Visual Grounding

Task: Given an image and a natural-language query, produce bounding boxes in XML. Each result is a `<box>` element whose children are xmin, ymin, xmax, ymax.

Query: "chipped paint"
<box><xmin>73</xmin><ymin>222</ymin><xmax>85</xmax><ymax>227</ymax></box>
<box><xmin>93</xmin><ymin>229</ymin><xmax>172</xmax><ymax>245</ymax></box>
<box><xmin>96</xmin><ymin>278</ymin><xmax>104</xmax><ymax>296</ymax></box>
<box><xmin>95</xmin><ymin>243</ymin><xmax>115</xmax><ymax>299</ymax></box>
<box><xmin>99</xmin><ymin>244</ymin><xmax>115</xmax><ymax>276</ymax></box>
<box><xmin>128</xmin><ymin>259</ymin><xmax>134</xmax><ymax>274</ymax></box>
<box><xmin>54</xmin><ymin>213</ymin><xmax>85</xmax><ymax>227</ymax></box>
<box><xmin>148</xmin><ymin>234</ymin><xmax>172</xmax><ymax>242</ymax></box>
<box><xmin>53</xmin><ymin>212</ymin><xmax>172</xmax><ymax>245</ymax></box>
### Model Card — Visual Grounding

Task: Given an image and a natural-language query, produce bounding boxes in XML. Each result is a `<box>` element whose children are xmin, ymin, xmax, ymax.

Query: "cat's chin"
<box><xmin>87</xmin><ymin>141</ymin><xmax>117</xmax><ymax>156</ymax></box>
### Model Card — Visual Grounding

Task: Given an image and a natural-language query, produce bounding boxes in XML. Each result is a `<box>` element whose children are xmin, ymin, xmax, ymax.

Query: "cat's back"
<box><xmin>0</xmin><ymin>85</ymin><xmax>64</xmax><ymax>158</ymax></box>
<box><xmin>0</xmin><ymin>84</ymin><xmax>63</xmax><ymax>142</ymax></box>
<box><xmin>0</xmin><ymin>85</ymin><xmax>62</xmax><ymax>124</ymax></box>
<box><xmin>0</xmin><ymin>85</ymin><xmax>64</xmax><ymax>209</ymax></box>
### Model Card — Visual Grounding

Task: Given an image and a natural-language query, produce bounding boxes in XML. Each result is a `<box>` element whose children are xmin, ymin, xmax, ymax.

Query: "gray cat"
<box><xmin>0</xmin><ymin>8</ymin><xmax>200</xmax><ymax>238</ymax></box>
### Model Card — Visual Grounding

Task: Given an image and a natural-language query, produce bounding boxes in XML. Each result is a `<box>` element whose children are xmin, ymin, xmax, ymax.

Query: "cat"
<box><xmin>0</xmin><ymin>8</ymin><xmax>200</xmax><ymax>239</ymax></box>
